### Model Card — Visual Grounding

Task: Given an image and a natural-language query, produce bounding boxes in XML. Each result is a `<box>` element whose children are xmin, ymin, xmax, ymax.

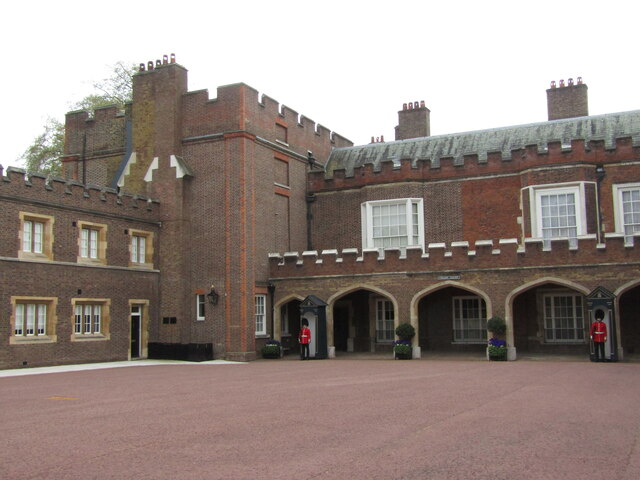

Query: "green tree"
<box><xmin>19</xmin><ymin>61</ymin><xmax>135</xmax><ymax>175</ymax></box>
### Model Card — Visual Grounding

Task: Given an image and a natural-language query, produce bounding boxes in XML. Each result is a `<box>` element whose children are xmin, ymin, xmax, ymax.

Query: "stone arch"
<box><xmin>506</xmin><ymin>276</ymin><xmax>590</xmax><ymax>358</ymax></box>
<box><xmin>614</xmin><ymin>279</ymin><xmax>640</xmax><ymax>358</ymax></box>
<box><xmin>327</xmin><ymin>284</ymin><xmax>399</xmax><ymax>355</ymax></box>
<box><xmin>273</xmin><ymin>293</ymin><xmax>305</xmax><ymax>342</ymax></box>
<box><xmin>411</xmin><ymin>281</ymin><xmax>492</xmax><ymax>354</ymax></box>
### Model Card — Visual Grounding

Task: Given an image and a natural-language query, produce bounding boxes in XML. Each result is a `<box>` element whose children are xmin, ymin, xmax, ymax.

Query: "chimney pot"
<box><xmin>402</xmin><ymin>103</ymin><xmax>407</xmax><ymax>110</ymax></box>
<box><xmin>147</xmin><ymin>61</ymin><xmax>154</xmax><ymax>70</ymax></box>
<box><xmin>139</xmin><ymin>63</ymin><xmax>146</xmax><ymax>72</ymax></box>
<box><xmin>170</xmin><ymin>53</ymin><xmax>176</xmax><ymax>63</ymax></box>
<box><xmin>163</xmin><ymin>55</ymin><xmax>168</xmax><ymax>64</ymax></box>
<box><xmin>559</xmin><ymin>79</ymin><xmax>565</xmax><ymax>87</ymax></box>
<box><xmin>568</xmin><ymin>78</ymin><xmax>574</xmax><ymax>86</ymax></box>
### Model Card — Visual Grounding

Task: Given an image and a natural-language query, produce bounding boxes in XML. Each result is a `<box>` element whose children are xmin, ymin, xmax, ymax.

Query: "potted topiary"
<box><xmin>393</xmin><ymin>323</ymin><xmax>415</xmax><ymax>360</ymax></box>
<box><xmin>261</xmin><ymin>339</ymin><xmax>281</xmax><ymax>359</ymax></box>
<box><xmin>487</xmin><ymin>316</ymin><xmax>507</xmax><ymax>336</ymax></box>
<box><xmin>486</xmin><ymin>316</ymin><xmax>507</xmax><ymax>361</ymax></box>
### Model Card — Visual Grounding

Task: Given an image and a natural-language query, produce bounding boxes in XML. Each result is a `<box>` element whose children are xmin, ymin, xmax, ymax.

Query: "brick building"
<box><xmin>1</xmin><ymin>58</ymin><xmax>638</xmax><ymax>369</ymax></box>
<box><xmin>270</xmin><ymin>78</ymin><xmax>640</xmax><ymax>361</ymax></box>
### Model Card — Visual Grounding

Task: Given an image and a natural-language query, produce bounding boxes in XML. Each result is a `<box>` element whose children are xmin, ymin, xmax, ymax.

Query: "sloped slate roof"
<box><xmin>325</xmin><ymin>110</ymin><xmax>640</xmax><ymax>177</ymax></box>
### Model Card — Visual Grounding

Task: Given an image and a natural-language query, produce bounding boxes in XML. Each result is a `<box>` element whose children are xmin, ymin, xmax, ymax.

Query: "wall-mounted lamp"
<box><xmin>207</xmin><ymin>285</ymin><xmax>219</xmax><ymax>305</ymax></box>
<box><xmin>595</xmin><ymin>164</ymin><xmax>606</xmax><ymax>181</ymax></box>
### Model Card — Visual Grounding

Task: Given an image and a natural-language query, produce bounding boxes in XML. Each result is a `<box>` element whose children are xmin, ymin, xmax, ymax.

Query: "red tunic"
<box><xmin>590</xmin><ymin>321</ymin><xmax>607</xmax><ymax>343</ymax></box>
<box><xmin>299</xmin><ymin>327</ymin><xmax>311</xmax><ymax>344</ymax></box>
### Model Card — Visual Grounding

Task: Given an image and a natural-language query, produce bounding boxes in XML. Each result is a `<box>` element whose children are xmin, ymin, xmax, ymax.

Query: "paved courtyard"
<box><xmin>1</xmin><ymin>356</ymin><xmax>639</xmax><ymax>480</ymax></box>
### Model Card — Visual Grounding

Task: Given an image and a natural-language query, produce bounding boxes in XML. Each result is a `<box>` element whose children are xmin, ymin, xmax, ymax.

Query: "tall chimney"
<box><xmin>395</xmin><ymin>100</ymin><xmax>430</xmax><ymax>140</ymax></box>
<box><xmin>546</xmin><ymin>78</ymin><xmax>588</xmax><ymax>121</ymax></box>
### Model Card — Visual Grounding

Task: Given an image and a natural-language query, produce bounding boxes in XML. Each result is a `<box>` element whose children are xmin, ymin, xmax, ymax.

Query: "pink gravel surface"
<box><xmin>1</xmin><ymin>357</ymin><xmax>639</xmax><ymax>480</ymax></box>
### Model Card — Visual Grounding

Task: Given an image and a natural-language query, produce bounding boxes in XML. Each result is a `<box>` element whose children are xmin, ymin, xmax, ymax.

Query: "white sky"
<box><xmin>2</xmin><ymin>0</ymin><xmax>639</xmax><ymax>169</ymax></box>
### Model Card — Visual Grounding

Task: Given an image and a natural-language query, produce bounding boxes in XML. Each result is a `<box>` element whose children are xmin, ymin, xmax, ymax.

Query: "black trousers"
<box><xmin>300</xmin><ymin>343</ymin><xmax>309</xmax><ymax>360</ymax></box>
<box><xmin>594</xmin><ymin>342</ymin><xmax>605</xmax><ymax>361</ymax></box>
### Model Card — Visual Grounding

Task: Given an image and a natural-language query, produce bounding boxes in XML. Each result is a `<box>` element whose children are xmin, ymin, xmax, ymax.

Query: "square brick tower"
<box><xmin>62</xmin><ymin>55</ymin><xmax>352</xmax><ymax>361</ymax></box>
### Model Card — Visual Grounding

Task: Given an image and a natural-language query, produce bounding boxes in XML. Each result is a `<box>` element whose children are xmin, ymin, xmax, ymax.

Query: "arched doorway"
<box><xmin>618</xmin><ymin>283</ymin><xmax>640</xmax><ymax>359</ymax></box>
<box><xmin>416</xmin><ymin>285</ymin><xmax>489</xmax><ymax>354</ymax></box>
<box><xmin>277</xmin><ymin>298</ymin><xmax>302</xmax><ymax>356</ymax></box>
<box><xmin>511</xmin><ymin>280</ymin><xmax>589</xmax><ymax>356</ymax></box>
<box><xmin>330</xmin><ymin>288</ymin><xmax>396</xmax><ymax>355</ymax></box>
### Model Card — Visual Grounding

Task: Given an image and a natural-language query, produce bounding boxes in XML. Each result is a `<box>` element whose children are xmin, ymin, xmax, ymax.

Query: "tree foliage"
<box><xmin>18</xmin><ymin>61</ymin><xmax>135</xmax><ymax>175</ymax></box>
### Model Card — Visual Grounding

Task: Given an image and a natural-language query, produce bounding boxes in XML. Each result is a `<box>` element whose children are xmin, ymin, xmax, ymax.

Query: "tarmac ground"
<box><xmin>1</xmin><ymin>354</ymin><xmax>639</xmax><ymax>480</ymax></box>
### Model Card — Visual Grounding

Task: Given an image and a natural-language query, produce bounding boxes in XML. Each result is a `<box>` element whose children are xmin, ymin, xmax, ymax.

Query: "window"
<box><xmin>613</xmin><ymin>183</ymin><xmax>640</xmax><ymax>243</ymax></box>
<box><xmin>280</xmin><ymin>305</ymin><xmax>290</xmax><ymax>335</ymax></box>
<box><xmin>77</xmin><ymin>221</ymin><xmax>107</xmax><ymax>264</ymax></box>
<box><xmin>10</xmin><ymin>297</ymin><xmax>57</xmax><ymax>344</ymax></box>
<box><xmin>255</xmin><ymin>294</ymin><xmax>266</xmax><ymax>335</ymax></box>
<box><xmin>23</xmin><ymin>220</ymin><xmax>44</xmax><ymax>253</ymax></box>
<box><xmin>452</xmin><ymin>296</ymin><xmax>487</xmax><ymax>343</ymax></box>
<box><xmin>529</xmin><ymin>184</ymin><xmax>586</xmax><ymax>248</ymax></box>
<box><xmin>376</xmin><ymin>299</ymin><xmax>394</xmax><ymax>342</ymax></box>
<box><xmin>129</xmin><ymin>229</ymin><xmax>154</xmax><ymax>267</ymax></box>
<box><xmin>543</xmin><ymin>294</ymin><xmax>585</xmax><ymax>342</ymax></box>
<box><xmin>15</xmin><ymin>303</ymin><xmax>47</xmax><ymax>336</ymax></box>
<box><xmin>196</xmin><ymin>294</ymin><xmax>205</xmax><ymax>321</ymax></box>
<box><xmin>74</xmin><ymin>304</ymin><xmax>102</xmax><ymax>334</ymax></box>
<box><xmin>81</xmin><ymin>227</ymin><xmax>99</xmax><ymax>258</ymax></box>
<box><xmin>362</xmin><ymin>198</ymin><xmax>424</xmax><ymax>251</ymax></box>
<box><xmin>275</xmin><ymin>123</ymin><xmax>288</xmax><ymax>145</ymax></box>
<box><xmin>71</xmin><ymin>299</ymin><xmax>110</xmax><ymax>341</ymax></box>
<box><xmin>19</xmin><ymin>212</ymin><xmax>54</xmax><ymax>260</ymax></box>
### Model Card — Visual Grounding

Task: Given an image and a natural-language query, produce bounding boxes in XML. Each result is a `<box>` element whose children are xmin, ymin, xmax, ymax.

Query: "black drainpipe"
<box><xmin>306</xmin><ymin>151</ymin><xmax>318</xmax><ymax>251</ymax></box>
<box><xmin>81</xmin><ymin>132</ymin><xmax>87</xmax><ymax>185</ymax></box>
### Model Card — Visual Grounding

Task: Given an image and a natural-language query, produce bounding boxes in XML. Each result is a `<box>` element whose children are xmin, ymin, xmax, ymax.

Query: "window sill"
<box><xmin>18</xmin><ymin>251</ymin><xmax>53</xmax><ymax>261</ymax></box>
<box><xmin>77</xmin><ymin>257</ymin><xmax>107</xmax><ymax>266</ymax></box>
<box><xmin>10</xmin><ymin>335</ymin><xmax>57</xmax><ymax>345</ymax></box>
<box><xmin>71</xmin><ymin>334</ymin><xmax>109</xmax><ymax>342</ymax></box>
<box><xmin>129</xmin><ymin>262</ymin><xmax>154</xmax><ymax>270</ymax></box>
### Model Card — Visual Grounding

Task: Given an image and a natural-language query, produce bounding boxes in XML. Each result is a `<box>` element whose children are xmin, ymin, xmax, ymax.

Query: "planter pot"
<box><xmin>488</xmin><ymin>344</ymin><xmax>507</xmax><ymax>361</ymax></box>
<box><xmin>395</xmin><ymin>353</ymin><xmax>411</xmax><ymax>360</ymax></box>
<box><xmin>394</xmin><ymin>350</ymin><xmax>412</xmax><ymax>360</ymax></box>
<box><xmin>261</xmin><ymin>346</ymin><xmax>281</xmax><ymax>359</ymax></box>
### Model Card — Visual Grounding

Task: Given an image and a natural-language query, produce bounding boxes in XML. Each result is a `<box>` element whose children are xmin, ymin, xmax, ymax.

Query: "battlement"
<box><xmin>269</xmin><ymin>235</ymin><xmax>639</xmax><ymax>278</ymax></box>
<box><xmin>63</xmin><ymin>104</ymin><xmax>127</xmax><ymax>160</ymax></box>
<box><xmin>182</xmin><ymin>82</ymin><xmax>352</xmax><ymax>161</ymax></box>
<box><xmin>0</xmin><ymin>165</ymin><xmax>159</xmax><ymax>218</ymax></box>
<box><xmin>313</xmin><ymin>128</ymin><xmax>640</xmax><ymax>191</ymax></box>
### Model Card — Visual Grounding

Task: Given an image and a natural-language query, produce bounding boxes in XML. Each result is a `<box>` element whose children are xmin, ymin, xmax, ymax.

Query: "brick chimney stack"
<box><xmin>395</xmin><ymin>100</ymin><xmax>430</xmax><ymax>140</ymax></box>
<box><xmin>546</xmin><ymin>77</ymin><xmax>588</xmax><ymax>121</ymax></box>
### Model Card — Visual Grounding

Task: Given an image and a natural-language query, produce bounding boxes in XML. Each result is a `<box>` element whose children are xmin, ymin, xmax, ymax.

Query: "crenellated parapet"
<box><xmin>312</xmin><ymin>137</ymin><xmax>640</xmax><ymax>191</ymax></box>
<box><xmin>269</xmin><ymin>235</ymin><xmax>640</xmax><ymax>278</ymax></box>
<box><xmin>1</xmin><ymin>165</ymin><xmax>159</xmax><ymax>218</ymax></box>
<box><xmin>182</xmin><ymin>82</ymin><xmax>352</xmax><ymax>162</ymax></box>
<box><xmin>315</xmin><ymin>110</ymin><xmax>640</xmax><ymax>191</ymax></box>
<box><xmin>63</xmin><ymin>105</ymin><xmax>127</xmax><ymax>159</ymax></box>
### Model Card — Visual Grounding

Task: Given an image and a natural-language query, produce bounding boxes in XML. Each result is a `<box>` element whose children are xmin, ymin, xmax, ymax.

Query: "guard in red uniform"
<box><xmin>590</xmin><ymin>310</ymin><xmax>608</xmax><ymax>362</ymax></box>
<box><xmin>299</xmin><ymin>321</ymin><xmax>311</xmax><ymax>360</ymax></box>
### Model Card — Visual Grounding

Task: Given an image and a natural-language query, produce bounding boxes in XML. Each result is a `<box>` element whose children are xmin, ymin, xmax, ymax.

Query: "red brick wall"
<box><xmin>0</xmin><ymin>168</ymin><xmax>160</xmax><ymax>369</ymax></box>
